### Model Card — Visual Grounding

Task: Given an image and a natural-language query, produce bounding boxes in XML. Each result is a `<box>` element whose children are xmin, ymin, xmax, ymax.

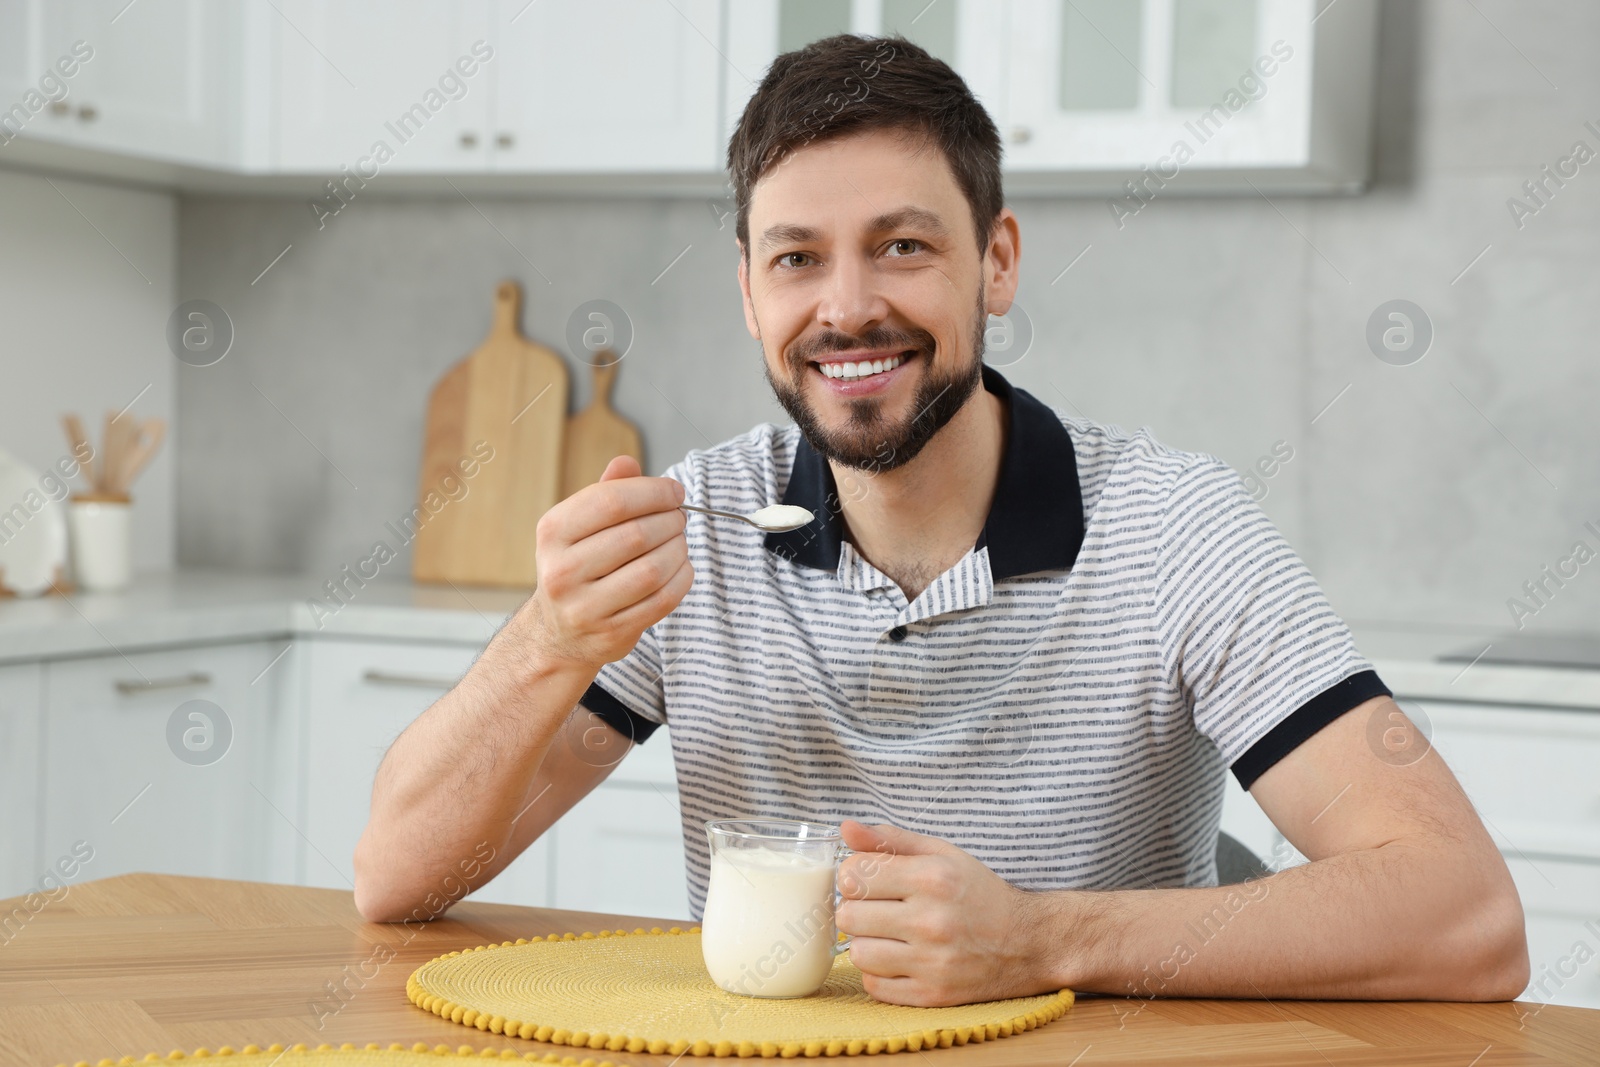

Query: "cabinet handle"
<box><xmin>49</xmin><ymin>100</ymin><xmax>70</xmax><ymax>116</ymax></box>
<box><xmin>495</xmin><ymin>132</ymin><xmax>514</xmax><ymax>149</ymax></box>
<box><xmin>78</xmin><ymin>104</ymin><xmax>98</xmax><ymax>122</ymax></box>
<box><xmin>1010</xmin><ymin>127</ymin><xmax>1032</xmax><ymax>144</ymax></box>
<box><xmin>362</xmin><ymin>669</ymin><xmax>458</xmax><ymax>690</ymax></box>
<box><xmin>459</xmin><ymin>131</ymin><xmax>478</xmax><ymax>148</ymax></box>
<box><xmin>114</xmin><ymin>672</ymin><xmax>212</xmax><ymax>695</ymax></box>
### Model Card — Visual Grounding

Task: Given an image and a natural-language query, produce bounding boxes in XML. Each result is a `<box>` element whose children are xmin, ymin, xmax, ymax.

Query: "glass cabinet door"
<box><xmin>1005</xmin><ymin>0</ymin><xmax>1318</xmax><ymax>173</ymax></box>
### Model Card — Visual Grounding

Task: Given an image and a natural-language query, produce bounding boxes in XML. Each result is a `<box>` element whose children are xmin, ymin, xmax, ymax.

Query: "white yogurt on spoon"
<box><xmin>750</xmin><ymin>504</ymin><xmax>813</xmax><ymax>531</ymax></box>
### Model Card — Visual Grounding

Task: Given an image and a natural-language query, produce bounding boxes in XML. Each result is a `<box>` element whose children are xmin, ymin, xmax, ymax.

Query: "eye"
<box><xmin>885</xmin><ymin>238</ymin><xmax>923</xmax><ymax>257</ymax></box>
<box><xmin>776</xmin><ymin>252</ymin><xmax>813</xmax><ymax>269</ymax></box>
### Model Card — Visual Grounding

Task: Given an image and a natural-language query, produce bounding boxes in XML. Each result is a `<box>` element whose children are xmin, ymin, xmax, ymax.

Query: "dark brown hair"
<box><xmin>726</xmin><ymin>34</ymin><xmax>1004</xmax><ymax>256</ymax></box>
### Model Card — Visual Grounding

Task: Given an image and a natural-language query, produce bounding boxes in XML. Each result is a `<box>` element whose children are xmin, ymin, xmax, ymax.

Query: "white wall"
<box><xmin>0</xmin><ymin>169</ymin><xmax>177</xmax><ymax>576</ymax></box>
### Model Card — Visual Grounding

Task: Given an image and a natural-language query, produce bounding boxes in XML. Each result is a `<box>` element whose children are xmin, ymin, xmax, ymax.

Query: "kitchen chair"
<box><xmin>1216</xmin><ymin>831</ymin><xmax>1272</xmax><ymax>885</ymax></box>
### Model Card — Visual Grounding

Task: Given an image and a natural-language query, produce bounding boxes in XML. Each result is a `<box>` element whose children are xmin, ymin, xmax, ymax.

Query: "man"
<box><xmin>355</xmin><ymin>35</ymin><xmax>1528</xmax><ymax>1008</ymax></box>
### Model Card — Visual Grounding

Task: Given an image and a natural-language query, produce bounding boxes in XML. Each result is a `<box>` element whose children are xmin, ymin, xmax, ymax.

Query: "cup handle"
<box><xmin>833</xmin><ymin>844</ymin><xmax>854</xmax><ymax>956</ymax></box>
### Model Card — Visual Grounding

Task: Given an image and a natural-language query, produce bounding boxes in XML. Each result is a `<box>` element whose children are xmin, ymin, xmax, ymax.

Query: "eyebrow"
<box><xmin>754</xmin><ymin>206</ymin><xmax>952</xmax><ymax>254</ymax></box>
<box><xmin>866</xmin><ymin>207</ymin><xmax>951</xmax><ymax>238</ymax></box>
<box><xmin>756</xmin><ymin>223</ymin><xmax>821</xmax><ymax>253</ymax></box>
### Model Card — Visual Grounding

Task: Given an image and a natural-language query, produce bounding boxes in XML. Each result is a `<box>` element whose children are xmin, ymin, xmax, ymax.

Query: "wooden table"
<box><xmin>2</xmin><ymin>874</ymin><xmax>1597</xmax><ymax>1066</ymax></box>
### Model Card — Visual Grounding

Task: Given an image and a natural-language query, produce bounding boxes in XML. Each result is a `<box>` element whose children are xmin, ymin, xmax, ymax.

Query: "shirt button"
<box><xmin>888</xmin><ymin>625</ymin><xmax>908</xmax><ymax>642</ymax></box>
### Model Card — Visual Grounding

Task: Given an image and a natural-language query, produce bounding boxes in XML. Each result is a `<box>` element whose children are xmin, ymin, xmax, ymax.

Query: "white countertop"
<box><xmin>0</xmin><ymin>569</ymin><xmax>527</xmax><ymax>664</ymax></box>
<box><xmin>1352</xmin><ymin>619</ymin><xmax>1600</xmax><ymax>711</ymax></box>
<box><xmin>2</xmin><ymin>570</ymin><xmax>1597</xmax><ymax>711</ymax></box>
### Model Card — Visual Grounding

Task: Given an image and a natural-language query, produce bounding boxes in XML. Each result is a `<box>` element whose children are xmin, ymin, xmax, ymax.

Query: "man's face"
<box><xmin>738</xmin><ymin>128</ymin><xmax>1016</xmax><ymax>472</ymax></box>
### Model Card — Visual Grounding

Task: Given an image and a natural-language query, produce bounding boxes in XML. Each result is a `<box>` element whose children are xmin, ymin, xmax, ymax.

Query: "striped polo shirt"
<box><xmin>583</xmin><ymin>366</ymin><xmax>1389</xmax><ymax>921</ymax></box>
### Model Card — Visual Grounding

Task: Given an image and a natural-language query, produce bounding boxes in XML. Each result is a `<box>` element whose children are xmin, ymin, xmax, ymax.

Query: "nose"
<box><xmin>815</xmin><ymin>252</ymin><xmax>888</xmax><ymax>339</ymax></box>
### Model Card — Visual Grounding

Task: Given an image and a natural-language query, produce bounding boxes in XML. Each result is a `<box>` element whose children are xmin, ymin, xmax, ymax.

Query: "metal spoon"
<box><xmin>679</xmin><ymin>503</ymin><xmax>814</xmax><ymax>533</ymax></box>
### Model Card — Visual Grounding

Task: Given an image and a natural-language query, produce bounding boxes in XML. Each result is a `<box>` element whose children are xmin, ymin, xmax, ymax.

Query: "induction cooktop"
<box><xmin>1438</xmin><ymin>632</ymin><xmax>1600</xmax><ymax>670</ymax></box>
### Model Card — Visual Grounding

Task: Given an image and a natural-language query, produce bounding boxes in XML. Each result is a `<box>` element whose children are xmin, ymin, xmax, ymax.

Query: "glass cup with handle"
<box><xmin>700</xmin><ymin>818</ymin><xmax>855</xmax><ymax>998</ymax></box>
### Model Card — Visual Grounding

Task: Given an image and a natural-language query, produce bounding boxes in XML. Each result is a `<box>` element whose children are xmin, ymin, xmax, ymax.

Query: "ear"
<box><xmin>981</xmin><ymin>208</ymin><xmax>1022</xmax><ymax>317</ymax></box>
<box><xmin>736</xmin><ymin>242</ymin><xmax>761</xmax><ymax>341</ymax></box>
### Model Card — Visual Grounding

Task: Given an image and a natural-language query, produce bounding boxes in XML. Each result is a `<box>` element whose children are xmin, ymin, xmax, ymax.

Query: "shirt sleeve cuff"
<box><xmin>581</xmin><ymin>680</ymin><xmax>662</xmax><ymax>745</ymax></box>
<box><xmin>1230</xmin><ymin>669</ymin><xmax>1392</xmax><ymax>790</ymax></box>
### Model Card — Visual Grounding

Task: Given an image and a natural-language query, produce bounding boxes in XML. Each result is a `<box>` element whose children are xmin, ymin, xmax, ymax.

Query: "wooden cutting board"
<box><xmin>412</xmin><ymin>280</ymin><xmax>569</xmax><ymax>588</ymax></box>
<box><xmin>561</xmin><ymin>355</ymin><xmax>644</xmax><ymax>498</ymax></box>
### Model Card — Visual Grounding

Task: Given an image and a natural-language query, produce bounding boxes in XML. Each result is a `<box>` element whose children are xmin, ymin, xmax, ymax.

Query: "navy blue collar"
<box><xmin>765</xmin><ymin>366</ymin><xmax>1085</xmax><ymax>580</ymax></box>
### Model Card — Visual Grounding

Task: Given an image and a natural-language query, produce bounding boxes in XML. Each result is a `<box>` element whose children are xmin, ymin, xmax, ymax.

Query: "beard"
<box><xmin>762</xmin><ymin>290</ymin><xmax>988</xmax><ymax>473</ymax></box>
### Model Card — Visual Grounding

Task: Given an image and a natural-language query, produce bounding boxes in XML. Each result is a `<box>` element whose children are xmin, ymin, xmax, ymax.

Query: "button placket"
<box><xmin>865</xmin><ymin>620</ymin><xmax>930</xmax><ymax>715</ymax></box>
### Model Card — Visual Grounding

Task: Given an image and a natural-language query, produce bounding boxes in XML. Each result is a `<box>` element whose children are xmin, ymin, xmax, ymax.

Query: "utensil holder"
<box><xmin>68</xmin><ymin>492</ymin><xmax>132</xmax><ymax>592</ymax></box>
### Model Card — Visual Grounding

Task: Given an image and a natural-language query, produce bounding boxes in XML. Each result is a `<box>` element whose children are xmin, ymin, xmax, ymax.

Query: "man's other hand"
<box><xmin>836</xmin><ymin>819</ymin><xmax>1065</xmax><ymax>1006</ymax></box>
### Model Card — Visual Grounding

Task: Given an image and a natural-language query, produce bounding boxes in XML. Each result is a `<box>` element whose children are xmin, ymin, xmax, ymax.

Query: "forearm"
<box><xmin>352</xmin><ymin>605</ymin><xmax>594</xmax><ymax>919</ymax></box>
<box><xmin>1041</xmin><ymin>838</ymin><xmax>1528</xmax><ymax>1001</ymax></box>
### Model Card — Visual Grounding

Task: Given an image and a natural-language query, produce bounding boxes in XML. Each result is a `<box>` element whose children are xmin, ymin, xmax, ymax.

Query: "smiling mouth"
<box><xmin>812</xmin><ymin>351</ymin><xmax>915</xmax><ymax>381</ymax></box>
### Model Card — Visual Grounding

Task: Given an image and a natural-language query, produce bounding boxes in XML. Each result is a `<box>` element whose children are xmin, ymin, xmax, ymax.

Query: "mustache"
<box><xmin>787</xmin><ymin>325</ymin><xmax>937</xmax><ymax>367</ymax></box>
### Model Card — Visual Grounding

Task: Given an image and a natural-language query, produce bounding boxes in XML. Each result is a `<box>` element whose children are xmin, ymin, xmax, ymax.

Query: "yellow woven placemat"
<box><xmin>53</xmin><ymin>1042</ymin><xmax>620</xmax><ymax>1067</ymax></box>
<box><xmin>406</xmin><ymin>926</ymin><xmax>1073</xmax><ymax>1057</ymax></box>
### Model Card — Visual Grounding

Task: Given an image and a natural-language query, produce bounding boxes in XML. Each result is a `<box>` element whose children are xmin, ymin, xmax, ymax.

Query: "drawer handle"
<box><xmin>362</xmin><ymin>670</ymin><xmax>458</xmax><ymax>690</ymax></box>
<box><xmin>114</xmin><ymin>672</ymin><xmax>212</xmax><ymax>695</ymax></box>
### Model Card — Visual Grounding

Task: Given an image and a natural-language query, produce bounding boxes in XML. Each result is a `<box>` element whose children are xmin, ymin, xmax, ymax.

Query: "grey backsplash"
<box><xmin>176</xmin><ymin>0</ymin><xmax>1600</xmax><ymax>636</ymax></box>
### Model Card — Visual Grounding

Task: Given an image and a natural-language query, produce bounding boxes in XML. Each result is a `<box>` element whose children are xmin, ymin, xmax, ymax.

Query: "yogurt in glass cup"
<box><xmin>699</xmin><ymin>819</ymin><xmax>853</xmax><ymax>998</ymax></box>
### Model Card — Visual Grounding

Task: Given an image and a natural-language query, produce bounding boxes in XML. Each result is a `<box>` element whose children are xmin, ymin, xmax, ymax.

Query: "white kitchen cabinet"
<box><xmin>1006</xmin><ymin>0</ymin><xmax>1305</xmax><ymax>168</ymax></box>
<box><xmin>7</xmin><ymin>616</ymin><xmax>685</xmax><ymax>923</ymax></box>
<box><xmin>1410</xmin><ymin>698</ymin><xmax>1600</xmax><ymax>1009</ymax></box>
<box><xmin>270</xmin><ymin>0</ymin><xmax>495</xmax><ymax>174</ymax></box>
<box><xmin>0</xmin><ymin>1</ymin><xmax>39</xmax><ymax>129</ymax></box>
<box><xmin>721</xmin><ymin>0</ymin><xmax>1374</xmax><ymax>193</ymax></box>
<box><xmin>550</xmin><ymin>734</ymin><xmax>690</xmax><ymax>922</ymax></box>
<box><xmin>492</xmin><ymin>0</ymin><xmax>723</xmax><ymax>174</ymax></box>
<box><xmin>1003</xmin><ymin>0</ymin><xmax>1378</xmax><ymax>192</ymax></box>
<box><xmin>298</xmin><ymin>636</ymin><xmax>554</xmax><ymax>906</ymax></box>
<box><xmin>297</xmin><ymin>634</ymin><xmax>690</xmax><ymax>920</ymax></box>
<box><xmin>1</xmin><ymin>0</ymin><xmax>1379</xmax><ymax>193</ymax></box>
<box><xmin>0</xmin><ymin>0</ymin><xmax>243</xmax><ymax>167</ymax></box>
<box><xmin>39</xmin><ymin>641</ymin><xmax>298</xmax><ymax>887</ymax></box>
<box><xmin>271</xmin><ymin>0</ymin><xmax>722</xmax><ymax>177</ymax></box>
<box><xmin>1418</xmin><ymin>700</ymin><xmax>1600</xmax><ymax>863</ymax></box>
<box><xmin>0</xmin><ymin>661</ymin><xmax>42</xmax><ymax>899</ymax></box>
<box><xmin>1507</xmin><ymin>856</ymin><xmax>1600</xmax><ymax>1012</ymax></box>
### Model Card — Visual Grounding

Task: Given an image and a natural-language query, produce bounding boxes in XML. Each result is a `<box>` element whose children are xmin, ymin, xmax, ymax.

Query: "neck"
<box><xmin>829</xmin><ymin>381</ymin><xmax>1008</xmax><ymax>600</ymax></box>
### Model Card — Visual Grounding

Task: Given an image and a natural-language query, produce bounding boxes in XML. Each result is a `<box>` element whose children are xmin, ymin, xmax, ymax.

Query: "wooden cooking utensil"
<box><xmin>561</xmin><ymin>354</ymin><xmax>643</xmax><ymax>499</ymax></box>
<box><xmin>99</xmin><ymin>410</ymin><xmax>119</xmax><ymax>493</ymax></box>
<box><xmin>117</xmin><ymin>418</ymin><xmax>166</xmax><ymax>492</ymax></box>
<box><xmin>102</xmin><ymin>412</ymin><xmax>139</xmax><ymax>494</ymax></box>
<box><xmin>61</xmin><ymin>413</ymin><xmax>96</xmax><ymax>488</ymax></box>
<box><xmin>411</xmin><ymin>280</ymin><xmax>570</xmax><ymax>588</ymax></box>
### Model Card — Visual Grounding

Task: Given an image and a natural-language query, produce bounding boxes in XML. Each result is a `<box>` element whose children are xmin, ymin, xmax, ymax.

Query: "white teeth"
<box><xmin>820</xmin><ymin>354</ymin><xmax>906</xmax><ymax>381</ymax></box>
